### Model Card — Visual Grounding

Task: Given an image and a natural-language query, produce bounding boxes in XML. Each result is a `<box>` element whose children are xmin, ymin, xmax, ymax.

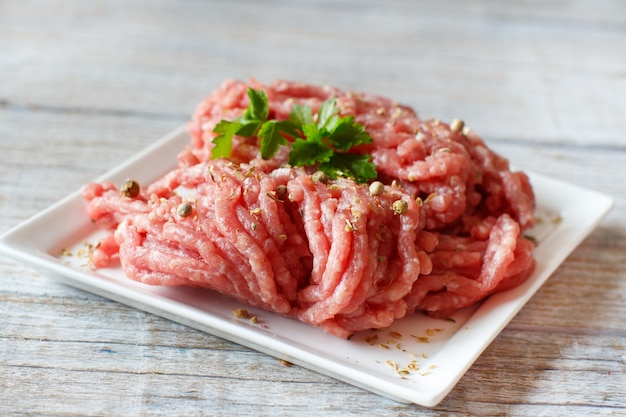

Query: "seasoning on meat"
<box><xmin>368</xmin><ymin>181</ymin><xmax>385</xmax><ymax>196</ymax></box>
<box><xmin>392</xmin><ymin>199</ymin><xmax>409</xmax><ymax>215</ymax></box>
<box><xmin>120</xmin><ymin>179</ymin><xmax>140</xmax><ymax>199</ymax></box>
<box><xmin>177</xmin><ymin>202</ymin><xmax>193</xmax><ymax>217</ymax></box>
<box><xmin>82</xmin><ymin>79</ymin><xmax>536</xmax><ymax>338</ymax></box>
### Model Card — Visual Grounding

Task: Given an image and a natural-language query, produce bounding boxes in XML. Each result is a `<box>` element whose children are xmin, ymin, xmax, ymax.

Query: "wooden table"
<box><xmin>2</xmin><ymin>1</ymin><xmax>625</xmax><ymax>415</ymax></box>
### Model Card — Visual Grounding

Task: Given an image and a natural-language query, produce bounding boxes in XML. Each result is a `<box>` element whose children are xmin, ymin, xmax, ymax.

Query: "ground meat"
<box><xmin>82</xmin><ymin>78</ymin><xmax>536</xmax><ymax>338</ymax></box>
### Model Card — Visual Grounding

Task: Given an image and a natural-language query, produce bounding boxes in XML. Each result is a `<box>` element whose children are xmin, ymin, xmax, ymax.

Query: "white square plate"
<box><xmin>0</xmin><ymin>126</ymin><xmax>614</xmax><ymax>407</ymax></box>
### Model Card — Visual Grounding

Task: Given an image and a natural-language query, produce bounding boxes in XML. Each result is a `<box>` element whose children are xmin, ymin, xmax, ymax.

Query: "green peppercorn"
<box><xmin>177</xmin><ymin>202</ymin><xmax>193</xmax><ymax>217</ymax></box>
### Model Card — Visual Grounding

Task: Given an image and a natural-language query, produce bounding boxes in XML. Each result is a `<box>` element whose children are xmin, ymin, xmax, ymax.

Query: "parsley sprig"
<box><xmin>210</xmin><ymin>87</ymin><xmax>377</xmax><ymax>183</ymax></box>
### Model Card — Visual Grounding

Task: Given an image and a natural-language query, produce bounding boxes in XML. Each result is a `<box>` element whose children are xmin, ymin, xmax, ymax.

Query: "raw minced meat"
<box><xmin>82</xmin><ymin>79</ymin><xmax>536</xmax><ymax>338</ymax></box>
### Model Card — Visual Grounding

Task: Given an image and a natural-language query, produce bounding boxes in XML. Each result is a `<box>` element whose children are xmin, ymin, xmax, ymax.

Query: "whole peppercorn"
<box><xmin>450</xmin><ymin>118</ymin><xmax>465</xmax><ymax>133</ymax></box>
<box><xmin>369</xmin><ymin>181</ymin><xmax>385</xmax><ymax>196</ymax></box>
<box><xmin>311</xmin><ymin>170</ymin><xmax>329</xmax><ymax>184</ymax></box>
<box><xmin>177</xmin><ymin>202</ymin><xmax>193</xmax><ymax>217</ymax></box>
<box><xmin>392</xmin><ymin>199</ymin><xmax>409</xmax><ymax>215</ymax></box>
<box><xmin>275</xmin><ymin>184</ymin><xmax>288</xmax><ymax>200</ymax></box>
<box><xmin>120</xmin><ymin>179</ymin><xmax>140</xmax><ymax>199</ymax></box>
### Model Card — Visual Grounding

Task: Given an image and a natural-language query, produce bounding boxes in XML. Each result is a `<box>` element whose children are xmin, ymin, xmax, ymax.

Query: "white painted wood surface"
<box><xmin>1</xmin><ymin>1</ymin><xmax>625</xmax><ymax>415</ymax></box>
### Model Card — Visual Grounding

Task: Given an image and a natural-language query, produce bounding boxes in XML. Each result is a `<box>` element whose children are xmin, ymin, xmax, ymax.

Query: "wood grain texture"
<box><xmin>1</xmin><ymin>0</ymin><xmax>625</xmax><ymax>415</ymax></box>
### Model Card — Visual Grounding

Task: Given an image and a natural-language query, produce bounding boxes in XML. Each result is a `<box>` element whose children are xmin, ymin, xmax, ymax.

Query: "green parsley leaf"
<box><xmin>316</xmin><ymin>98</ymin><xmax>339</xmax><ymax>128</ymax></box>
<box><xmin>290</xmin><ymin>139</ymin><xmax>334</xmax><ymax>166</ymax></box>
<box><xmin>301</xmin><ymin>123</ymin><xmax>324</xmax><ymax>143</ymax></box>
<box><xmin>258</xmin><ymin>120</ymin><xmax>288</xmax><ymax>159</ymax></box>
<box><xmin>287</xmin><ymin>97</ymin><xmax>375</xmax><ymax>182</ymax></box>
<box><xmin>273</xmin><ymin>119</ymin><xmax>301</xmax><ymax>141</ymax></box>
<box><xmin>211</xmin><ymin>88</ymin><xmax>269</xmax><ymax>158</ymax></box>
<box><xmin>211</xmin><ymin>119</ymin><xmax>242</xmax><ymax>159</ymax></box>
<box><xmin>320</xmin><ymin>153</ymin><xmax>377</xmax><ymax>183</ymax></box>
<box><xmin>326</xmin><ymin>115</ymin><xmax>372</xmax><ymax>151</ymax></box>
<box><xmin>289</xmin><ymin>104</ymin><xmax>314</xmax><ymax>126</ymax></box>
<box><xmin>241</xmin><ymin>88</ymin><xmax>269</xmax><ymax>125</ymax></box>
<box><xmin>234</xmin><ymin>88</ymin><xmax>268</xmax><ymax>137</ymax></box>
<box><xmin>289</xmin><ymin>124</ymin><xmax>334</xmax><ymax>166</ymax></box>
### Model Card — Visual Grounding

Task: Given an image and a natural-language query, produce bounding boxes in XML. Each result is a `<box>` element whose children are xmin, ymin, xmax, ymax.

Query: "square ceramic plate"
<box><xmin>0</xmin><ymin>126</ymin><xmax>614</xmax><ymax>407</ymax></box>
